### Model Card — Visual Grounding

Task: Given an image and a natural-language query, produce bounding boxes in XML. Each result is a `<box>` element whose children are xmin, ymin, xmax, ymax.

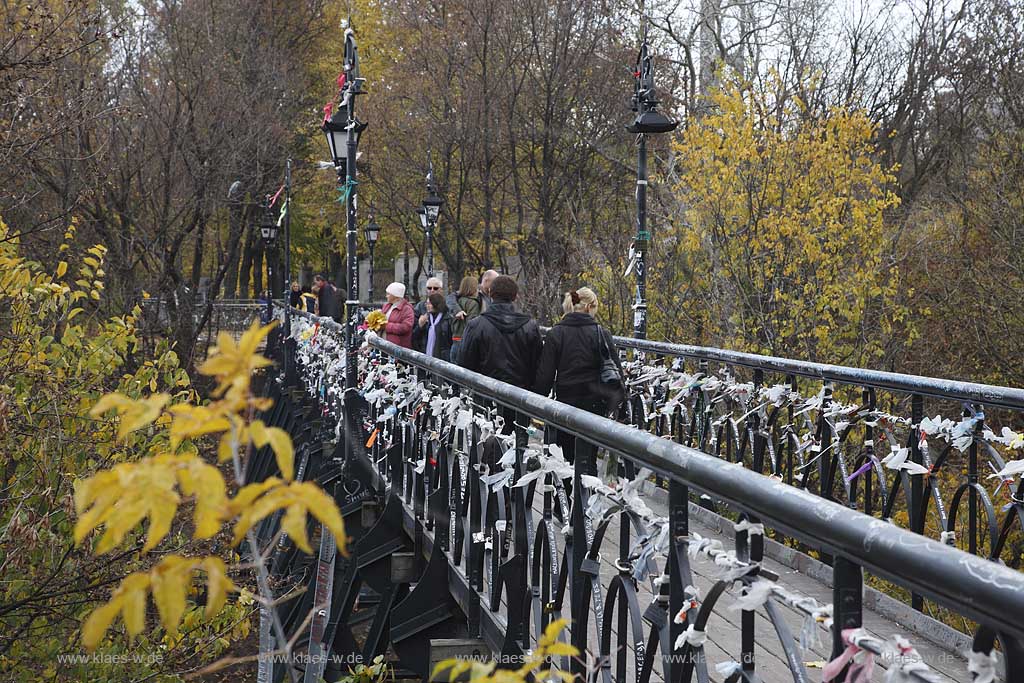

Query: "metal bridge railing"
<box><xmin>603</xmin><ymin>334</ymin><xmax>1024</xmax><ymax>620</ymax></box>
<box><xmin>252</xmin><ymin>306</ymin><xmax>1023</xmax><ymax>683</ymax></box>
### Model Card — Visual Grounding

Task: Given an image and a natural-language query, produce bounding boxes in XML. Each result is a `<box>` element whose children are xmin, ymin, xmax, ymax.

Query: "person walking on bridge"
<box><xmin>458</xmin><ymin>275</ymin><xmax>540</xmax><ymax>390</ymax></box>
<box><xmin>413</xmin><ymin>292</ymin><xmax>454</xmax><ymax>361</ymax></box>
<box><xmin>312</xmin><ymin>274</ymin><xmax>339</xmax><ymax>321</ymax></box>
<box><xmin>534</xmin><ymin>287</ymin><xmax>623</xmax><ymax>462</ymax></box>
<box><xmin>535</xmin><ymin>286</ymin><xmax>622</xmax><ymax>412</ymax></box>
<box><xmin>380</xmin><ymin>282</ymin><xmax>415</xmax><ymax>348</ymax></box>
<box><xmin>449</xmin><ymin>275</ymin><xmax>482</xmax><ymax>365</ymax></box>
<box><xmin>479</xmin><ymin>269</ymin><xmax>498</xmax><ymax>312</ymax></box>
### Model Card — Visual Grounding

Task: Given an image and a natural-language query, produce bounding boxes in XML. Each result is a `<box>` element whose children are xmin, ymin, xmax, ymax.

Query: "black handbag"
<box><xmin>597</xmin><ymin>327</ymin><xmax>624</xmax><ymax>392</ymax></box>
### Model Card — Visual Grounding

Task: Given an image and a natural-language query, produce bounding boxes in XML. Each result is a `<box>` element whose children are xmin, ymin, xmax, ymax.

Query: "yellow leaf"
<box><xmin>81</xmin><ymin>573</ymin><xmax>151</xmax><ymax>650</ymax></box>
<box><xmin>56</xmin><ymin>261</ymin><xmax>67</xmax><ymax>277</ymax></box>
<box><xmin>229</xmin><ymin>477</ymin><xmax>282</xmax><ymax>514</ymax></box>
<box><xmin>301</xmin><ymin>483</ymin><xmax>347</xmax><ymax>555</ymax></box>
<box><xmin>248</xmin><ymin>419</ymin><xmax>269</xmax><ymax>447</ymax></box>
<box><xmin>150</xmin><ymin>556</ymin><xmax>197</xmax><ymax>636</ymax></box>
<box><xmin>177</xmin><ymin>460</ymin><xmax>228</xmax><ymax>539</ymax></box>
<box><xmin>543</xmin><ymin>642</ymin><xmax>578</xmax><ymax>657</ymax></box>
<box><xmin>202</xmin><ymin>557</ymin><xmax>234</xmax><ymax>617</ymax></box>
<box><xmin>81</xmin><ymin>601</ymin><xmax>121</xmax><ymax>651</ymax></box>
<box><xmin>217</xmin><ymin>432</ymin><xmax>235</xmax><ymax>462</ymax></box>
<box><xmin>281</xmin><ymin>504</ymin><xmax>311</xmax><ymax>553</ymax></box>
<box><xmin>266</xmin><ymin>427</ymin><xmax>294</xmax><ymax>481</ymax></box>
<box><xmin>122</xmin><ymin>580</ymin><xmax>148</xmax><ymax>637</ymax></box>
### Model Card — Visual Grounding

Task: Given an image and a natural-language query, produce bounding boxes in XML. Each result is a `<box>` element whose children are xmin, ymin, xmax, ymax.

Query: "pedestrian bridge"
<box><xmin>246</xmin><ymin>304</ymin><xmax>1024</xmax><ymax>683</ymax></box>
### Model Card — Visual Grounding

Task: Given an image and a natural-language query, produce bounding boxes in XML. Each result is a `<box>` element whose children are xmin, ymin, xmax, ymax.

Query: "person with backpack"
<box><xmin>449</xmin><ymin>275</ymin><xmax>482</xmax><ymax>365</ymax></box>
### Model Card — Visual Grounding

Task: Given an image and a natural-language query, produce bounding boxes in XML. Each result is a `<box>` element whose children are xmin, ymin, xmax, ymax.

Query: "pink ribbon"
<box><xmin>323</xmin><ymin>101</ymin><xmax>333</xmax><ymax>124</ymax></box>
<box><xmin>268</xmin><ymin>184</ymin><xmax>285</xmax><ymax>207</ymax></box>
<box><xmin>823</xmin><ymin>629</ymin><xmax>874</xmax><ymax>683</ymax></box>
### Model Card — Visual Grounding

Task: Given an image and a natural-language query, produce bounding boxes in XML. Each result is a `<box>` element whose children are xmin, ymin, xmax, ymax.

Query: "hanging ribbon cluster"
<box><xmin>337</xmin><ymin>177</ymin><xmax>358</xmax><ymax>205</ymax></box>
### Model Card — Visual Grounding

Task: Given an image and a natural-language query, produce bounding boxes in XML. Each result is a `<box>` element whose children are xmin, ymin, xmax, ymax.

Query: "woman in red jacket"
<box><xmin>380</xmin><ymin>282</ymin><xmax>414</xmax><ymax>348</ymax></box>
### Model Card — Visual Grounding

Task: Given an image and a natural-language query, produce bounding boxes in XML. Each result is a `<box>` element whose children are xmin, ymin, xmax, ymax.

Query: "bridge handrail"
<box><xmin>363</xmin><ymin>329</ymin><xmax>1024</xmax><ymax>642</ymax></box>
<box><xmin>608</xmin><ymin>334</ymin><xmax>1024</xmax><ymax>409</ymax></box>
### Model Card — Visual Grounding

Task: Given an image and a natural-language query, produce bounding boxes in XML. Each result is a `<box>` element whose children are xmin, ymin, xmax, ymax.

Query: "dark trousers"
<box><xmin>551</xmin><ymin>394</ymin><xmax>605</xmax><ymax>465</ymax></box>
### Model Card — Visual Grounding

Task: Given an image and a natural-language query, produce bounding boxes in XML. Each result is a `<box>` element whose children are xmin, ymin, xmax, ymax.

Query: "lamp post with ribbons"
<box><xmin>626</xmin><ymin>20</ymin><xmax>677</xmax><ymax>340</ymax></box>
<box><xmin>321</xmin><ymin>28</ymin><xmax>366</xmax><ymax>394</ymax></box>
<box><xmin>283</xmin><ymin>159</ymin><xmax>292</xmax><ymax>336</ymax></box>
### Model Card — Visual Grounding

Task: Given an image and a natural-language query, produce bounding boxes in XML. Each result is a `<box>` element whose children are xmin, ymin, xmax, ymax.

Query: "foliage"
<box><xmin>0</xmin><ymin>217</ymin><xmax>345</xmax><ymax>679</ymax></box>
<box><xmin>0</xmin><ymin>218</ymin><xmax>198</xmax><ymax>679</ymax></box>
<box><xmin>341</xmin><ymin>653</ymin><xmax>393</xmax><ymax>683</ymax></box>
<box><xmin>78</xmin><ymin>320</ymin><xmax>346</xmax><ymax>651</ymax></box>
<box><xmin>431</xmin><ymin>619</ymin><xmax>577</xmax><ymax>683</ymax></box>
<box><xmin>655</xmin><ymin>77</ymin><xmax>905</xmax><ymax>364</ymax></box>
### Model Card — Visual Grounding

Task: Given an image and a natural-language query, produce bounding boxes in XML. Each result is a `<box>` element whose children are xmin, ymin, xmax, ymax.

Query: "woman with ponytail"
<box><xmin>534</xmin><ymin>287</ymin><xmax>623</xmax><ymax>460</ymax></box>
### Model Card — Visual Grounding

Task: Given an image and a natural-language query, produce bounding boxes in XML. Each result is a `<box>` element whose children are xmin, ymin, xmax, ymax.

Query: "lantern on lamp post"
<box><xmin>363</xmin><ymin>215</ymin><xmax>380</xmax><ymax>304</ymax></box>
<box><xmin>420</xmin><ymin>161</ymin><xmax>444</xmax><ymax>277</ymax></box>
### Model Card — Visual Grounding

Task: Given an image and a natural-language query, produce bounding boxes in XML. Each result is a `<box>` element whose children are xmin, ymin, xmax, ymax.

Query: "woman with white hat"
<box><xmin>380</xmin><ymin>282</ymin><xmax>415</xmax><ymax>348</ymax></box>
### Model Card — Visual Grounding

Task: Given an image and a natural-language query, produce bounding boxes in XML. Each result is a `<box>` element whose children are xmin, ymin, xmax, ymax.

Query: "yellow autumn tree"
<box><xmin>77</xmin><ymin>319</ymin><xmax>347</xmax><ymax>654</ymax></box>
<box><xmin>655</xmin><ymin>77</ymin><xmax>906</xmax><ymax>364</ymax></box>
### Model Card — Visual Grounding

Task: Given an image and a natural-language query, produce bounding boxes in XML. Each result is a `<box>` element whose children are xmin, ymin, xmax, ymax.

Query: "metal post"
<box><xmin>403</xmin><ymin>244</ymin><xmax>410</xmax><ymax>292</ymax></box>
<box><xmin>266</xmin><ymin>242</ymin><xmax>274</xmax><ymax>323</ymax></box>
<box><xmin>628</xmin><ymin>14</ymin><xmax>675</xmax><ymax>341</ymax></box>
<box><xmin>284</xmin><ymin>158</ymin><xmax>292</xmax><ymax>335</ymax></box>
<box><xmin>368</xmin><ymin>241</ymin><xmax>375</xmax><ymax>305</ymax></box>
<box><xmin>343</xmin><ymin>30</ymin><xmax>361</xmax><ymax>396</ymax></box>
<box><xmin>634</xmin><ymin>132</ymin><xmax>647</xmax><ymax>340</ymax></box>
<box><xmin>426</xmin><ymin>222</ymin><xmax>434</xmax><ymax>277</ymax></box>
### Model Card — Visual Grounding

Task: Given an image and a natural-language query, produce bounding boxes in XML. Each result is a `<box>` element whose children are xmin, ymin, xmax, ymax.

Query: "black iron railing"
<box><xmin>250</xmin><ymin>306</ymin><xmax>1023</xmax><ymax>683</ymax></box>
<box><xmin>604</xmin><ymin>335</ymin><xmax>1024</xmax><ymax>621</ymax></box>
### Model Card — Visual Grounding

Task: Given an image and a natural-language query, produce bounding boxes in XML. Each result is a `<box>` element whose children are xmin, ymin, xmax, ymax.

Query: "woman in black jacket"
<box><xmin>534</xmin><ymin>287</ymin><xmax>623</xmax><ymax>462</ymax></box>
<box><xmin>412</xmin><ymin>292</ymin><xmax>454</xmax><ymax>362</ymax></box>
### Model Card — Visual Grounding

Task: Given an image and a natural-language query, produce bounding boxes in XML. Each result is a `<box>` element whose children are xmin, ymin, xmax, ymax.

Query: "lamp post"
<box><xmin>416</xmin><ymin>208</ymin><xmax>428</xmax><ymax>280</ymax></box>
<box><xmin>627</xmin><ymin>22</ymin><xmax>677</xmax><ymax>340</ymax></box>
<box><xmin>259</xmin><ymin>199</ymin><xmax>279</xmax><ymax>324</ymax></box>
<box><xmin>403</xmin><ymin>240</ymin><xmax>410</xmax><ymax>293</ymax></box>
<box><xmin>363</xmin><ymin>215</ymin><xmax>380</xmax><ymax>304</ymax></box>
<box><xmin>421</xmin><ymin>161</ymin><xmax>444</xmax><ymax>277</ymax></box>
<box><xmin>321</xmin><ymin>28</ymin><xmax>366</xmax><ymax>393</ymax></box>
<box><xmin>283</xmin><ymin>159</ymin><xmax>292</xmax><ymax>335</ymax></box>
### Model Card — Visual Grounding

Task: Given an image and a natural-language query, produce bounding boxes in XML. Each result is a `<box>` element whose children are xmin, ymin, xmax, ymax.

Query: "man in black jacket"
<box><xmin>458</xmin><ymin>275</ymin><xmax>541</xmax><ymax>391</ymax></box>
<box><xmin>312</xmin><ymin>274</ymin><xmax>340</xmax><ymax>322</ymax></box>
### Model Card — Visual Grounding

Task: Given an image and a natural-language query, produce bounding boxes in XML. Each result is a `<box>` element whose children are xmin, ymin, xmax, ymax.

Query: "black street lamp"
<box><xmin>363</xmin><ymin>215</ymin><xmax>380</xmax><ymax>304</ymax></box>
<box><xmin>420</xmin><ymin>161</ymin><xmax>444</xmax><ymax>276</ymax></box>
<box><xmin>259</xmin><ymin>199</ymin><xmax>279</xmax><ymax>323</ymax></box>
<box><xmin>321</xmin><ymin>28</ymin><xmax>366</xmax><ymax>393</ymax></box>
<box><xmin>626</xmin><ymin>24</ymin><xmax>677</xmax><ymax>341</ymax></box>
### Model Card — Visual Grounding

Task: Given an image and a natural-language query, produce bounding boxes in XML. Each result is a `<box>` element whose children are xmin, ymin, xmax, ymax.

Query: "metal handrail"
<box><xmin>365</xmin><ymin>330</ymin><xmax>1024</xmax><ymax>641</ymax></box>
<box><xmin>609</xmin><ymin>334</ymin><xmax>1024</xmax><ymax>409</ymax></box>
